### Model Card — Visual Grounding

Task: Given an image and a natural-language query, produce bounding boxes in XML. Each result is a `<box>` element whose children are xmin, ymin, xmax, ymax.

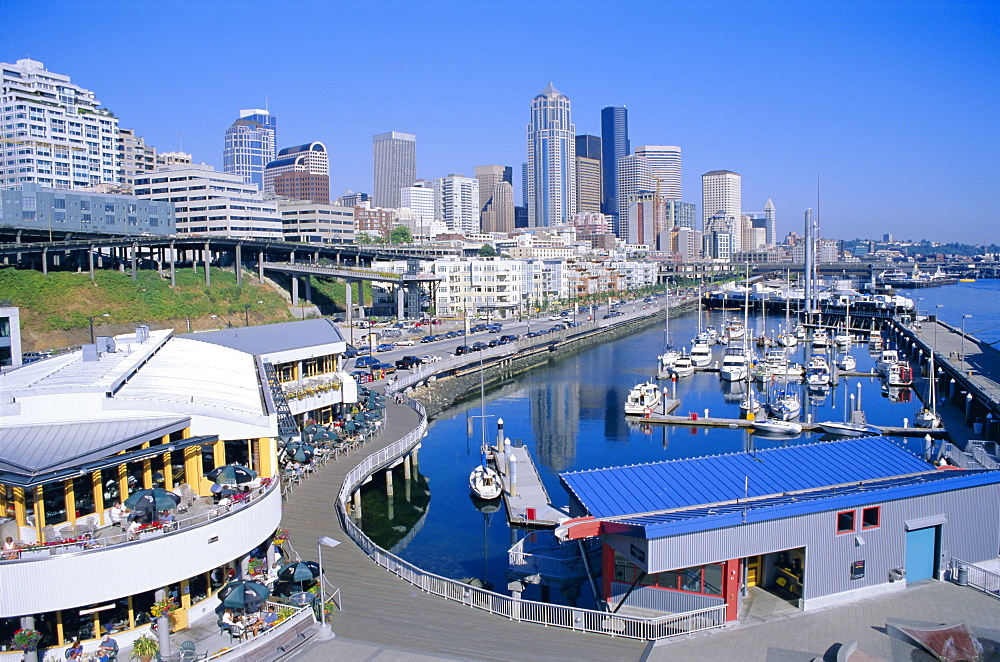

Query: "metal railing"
<box><xmin>951</xmin><ymin>557</ymin><xmax>1000</xmax><ymax>599</ymax></box>
<box><xmin>204</xmin><ymin>601</ymin><xmax>314</xmax><ymax>661</ymax></box>
<box><xmin>334</xmin><ymin>392</ymin><xmax>728</xmax><ymax>641</ymax></box>
<box><xmin>2</xmin><ymin>479</ymin><xmax>278</xmax><ymax>562</ymax></box>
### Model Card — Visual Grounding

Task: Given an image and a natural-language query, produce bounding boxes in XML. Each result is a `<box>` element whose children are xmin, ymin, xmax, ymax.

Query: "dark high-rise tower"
<box><xmin>600</xmin><ymin>106</ymin><xmax>630</xmax><ymax>220</ymax></box>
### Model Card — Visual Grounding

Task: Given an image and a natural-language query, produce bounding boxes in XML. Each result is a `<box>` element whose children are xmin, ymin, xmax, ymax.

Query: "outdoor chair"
<box><xmin>42</xmin><ymin>525</ymin><xmax>63</xmax><ymax>543</ymax></box>
<box><xmin>217</xmin><ymin>619</ymin><xmax>244</xmax><ymax>644</ymax></box>
<box><xmin>178</xmin><ymin>640</ymin><xmax>197</xmax><ymax>662</ymax></box>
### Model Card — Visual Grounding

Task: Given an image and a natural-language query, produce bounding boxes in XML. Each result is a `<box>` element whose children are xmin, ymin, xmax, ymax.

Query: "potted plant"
<box><xmin>11</xmin><ymin>628</ymin><xmax>42</xmax><ymax>651</ymax></box>
<box><xmin>129</xmin><ymin>634</ymin><xmax>158</xmax><ymax>662</ymax></box>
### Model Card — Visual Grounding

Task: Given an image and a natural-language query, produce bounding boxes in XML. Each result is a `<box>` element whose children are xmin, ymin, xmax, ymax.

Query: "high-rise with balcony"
<box><xmin>372</xmin><ymin>131</ymin><xmax>415</xmax><ymax>209</ymax></box>
<box><xmin>433</xmin><ymin>174</ymin><xmax>479</xmax><ymax>235</ymax></box>
<box><xmin>0</xmin><ymin>59</ymin><xmax>121</xmax><ymax>190</ymax></box>
<box><xmin>600</xmin><ymin>106</ymin><xmax>629</xmax><ymax>221</ymax></box>
<box><xmin>526</xmin><ymin>83</ymin><xmax>576</xmax><ymax>227</ymax></box>
<box><xmin>222</xmin><ymin>109</ymin><xmax>276</xmax><ymax>190</ymax></box>
<box><xmin>702</xmin><ymin>170</ymin><xmax>742</xmax><ymax>252</ymax></box>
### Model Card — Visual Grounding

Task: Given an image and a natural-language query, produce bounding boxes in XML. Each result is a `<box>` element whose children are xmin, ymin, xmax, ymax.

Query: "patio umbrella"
<box><xmin>311</xmin><ymin>430</ymin><xmax>335</xmax><ymax>443</ymax></box>
<box><xmin>124</xmin><ymin>488</ymin><xmax>180</xmax><ymax>514</ymax></box>
<box><xmin>207</xmin><ymin>464</ymin><xmax>257</xmax><ymax>485</ymax></box>
<box><xmin>218</xmin><ymin>579</ymin><xmax>271</xmax><ymax>611</ymax></box>
<box><xmin>276</xmin><ymin>561</ymin><xmax>321</xmax><ymax>591</ymax></box>
<box><xmin>285</xmin><ymin>442</ymin><xmax>314</xmax><ymax>463</ymax></box>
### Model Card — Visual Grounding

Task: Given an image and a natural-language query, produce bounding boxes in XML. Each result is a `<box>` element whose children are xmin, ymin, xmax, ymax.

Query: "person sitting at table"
<box><xmin>260</xmin><ymin>605</ymin><xmax>280</xmax><ymax>629</ymax></box>
<box><xmin>109</xmin><ymin>501</ymin><xmax>125</xmax><ymax>530</ymax></box>
<box><xmin>241</xmin><ymin>611</ymin><xmax>263</xmax><ymax>638</ymax></box>
<box><xmin>159</xmin><ymin>510</ymin><xmax>174</xmax><ymax>528</ymax></box>
<box><xmin>221</xmin><ymin>609</ymin><xmax>244</xmax><ymax>639</ymax></box>
<box><xmin>65</xmin><ymin>638</ymin><xmax>83</xmax><ymax>660</ymax></box>
<box><xmin>127</xmin><ymin>517</ymin><xmax>143</xmax><ymax>540</ymax></box>
<box><xmin>2</xmin><ymin>536</ymin><xmax>18</xmax><ymax>560</ymax></box>
<box><xmin>96</xmin><ymin>634</ymin><xmax>118</xmax><ymax>662</ymax></box>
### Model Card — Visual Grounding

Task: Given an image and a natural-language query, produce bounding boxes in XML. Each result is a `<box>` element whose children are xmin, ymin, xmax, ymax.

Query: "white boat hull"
<box><xmin>915</xmin><ymin>410</ymin><xmax>941</xmax><ymax>429</ymax></box>
<box><xmin>817</xmin><ymin>422</ymin><xmax>880</xmax><ymax>437</ymax></box>
<box><xmin>470</xmin><ymin>465</ymin><xmax>502</xmax><ymax>500</ymax></box>
<box><xmin>752</xmin><ymin>419</ymin><xmax>803</xmax><ymax>435</ymax></box>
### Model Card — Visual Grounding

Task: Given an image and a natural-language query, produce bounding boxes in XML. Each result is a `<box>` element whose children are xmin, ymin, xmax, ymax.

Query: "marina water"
<box><xmin>371</xmin><ymin>280</ymin><xmax>1000</xmax><ymax>604</ymax></box>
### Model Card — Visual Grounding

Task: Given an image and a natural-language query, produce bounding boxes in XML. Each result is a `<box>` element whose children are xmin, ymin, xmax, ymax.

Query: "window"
<box><xmin>836</xmin><ymin>510</ymin><xmax>855</xmax><ymax>534</ymax></box>
<box><xmin>862</xmin><ymin>506</ymin><xmax>880</xmax><ymax>529</ymax></box>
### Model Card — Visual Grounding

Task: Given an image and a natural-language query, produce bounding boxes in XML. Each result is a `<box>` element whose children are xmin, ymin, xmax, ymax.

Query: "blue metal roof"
<box><xmin>560</xmin><ymin>437</ymin><xmax>938</xmax><ymax>519</ymax></box>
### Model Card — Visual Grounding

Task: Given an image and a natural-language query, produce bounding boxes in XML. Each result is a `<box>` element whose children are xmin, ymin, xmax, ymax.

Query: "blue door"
<box><xmin>905</xmin><ymin>527</ymin><xmax>937</xmax><ymax>582</ymax></box>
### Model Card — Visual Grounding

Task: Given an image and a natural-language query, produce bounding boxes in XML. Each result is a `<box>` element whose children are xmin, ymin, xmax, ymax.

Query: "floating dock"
<box><xmin>637</xmin><ymin>412</ymin><xmax>947</xmax><ymax>437</ymax></box>
<box><xmin>493</xmin><ymin>444</ymin><xmax>567</xmax><ymax>527</ymax></box>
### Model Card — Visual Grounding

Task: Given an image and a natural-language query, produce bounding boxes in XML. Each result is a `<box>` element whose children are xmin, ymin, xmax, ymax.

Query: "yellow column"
<box><xmin>34</xmin><ymin>486</ymin><xmax>45</xmax><ymax>541</ymax></box>
<box><xmin>256</xmin><ymin>437</ymin><xmax>278</xmax><ymax>478</ymax></box>
<box><xmin>118</xmin><ymin>463</ymin><xmax>129</xmax><ymax>501</ymax></box>
<box><xmin>214</xmin><ymin>440</ymin><xmax>226</xmax><ymax>469</ymax></box>
<box><xmin>184</xmin><ymin>446</ymin><xmax>206</xmax><ymax>495</ymax></box>
<box><xmin>142</xmin><ymin>458</ymin><xmax>152</xmax><ymax>489</ymax></box>
<box><xmin>65</xmin><ymin>479</ymin><xmax>76</xmax><ymax>525</ymax></box>
<box><xmin>91</xmin><ymin>614</ymin><xmax>101</xmax><ymax>641</ymax></box>
<box><xmin>55</xmin><ymin>610</ymin><xmax>65</xmax><ymax>646</ymax></box>
<box><xmin>12</xmin><ymin>487</ymin><xmax>26</xmax><ymax>529</ymax></box>
<box><xmin>163</xmin><ymin>451</ymin><xmax>174</xmax><ymax>491</ymax></box>
<box><xmin>92</xmin><ymin>472</ymin><xmax>105</xmax><ymax>526</ymax></box>
<box><xmin>127</xmin><ymin>595</ymin><xmax>135</xmax><ymax>629</ymax></box>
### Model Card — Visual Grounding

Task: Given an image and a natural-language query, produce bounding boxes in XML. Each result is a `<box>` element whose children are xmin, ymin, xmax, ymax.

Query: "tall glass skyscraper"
<box><xmin>223</xmin><ymin>109</ymin><xmax>277</xmax><ymax>190</ymax></box>
<box><xmin>600</xmin><ymin>106</ymin><xmax>630</xmax><ymax>224</ymax></box>
<box><xmin>526</xmin><ymin>83</ymin><xmax>576</xmax><ymax>227</ymax></box>
<box><xmin>372</xmin><ymin>131</ymin><xmax>416</xmax><ymax>209</ymax></box>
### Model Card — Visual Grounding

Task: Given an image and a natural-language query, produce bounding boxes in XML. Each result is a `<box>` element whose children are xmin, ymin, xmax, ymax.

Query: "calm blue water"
<box><xmin>388</xmin><ymin>281</ymin><xmax>1000</xmax><ymax>602</ymax></box>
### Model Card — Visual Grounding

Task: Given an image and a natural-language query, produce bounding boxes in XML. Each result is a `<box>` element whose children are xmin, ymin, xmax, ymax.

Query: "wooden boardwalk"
<box><xmin>498</xmin><ymin>445</ymin><xmax>568</xmax><ymax>527</ymax></box>
<box><xmin>280</xmin><ymin>398</ymin><xmax>646</xmax><ymax>662</ymax></box>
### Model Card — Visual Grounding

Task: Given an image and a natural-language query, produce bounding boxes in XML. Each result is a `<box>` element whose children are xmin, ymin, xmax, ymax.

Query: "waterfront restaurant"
<box><xmin>0</xmin><ymin>320</ymin><xmax>351</xmax><ymax>654</ymax></box>
<box><xmin>558</xmin><ymin>438</ymin><xmax>1000</xmax><ymax>621</ymax></box>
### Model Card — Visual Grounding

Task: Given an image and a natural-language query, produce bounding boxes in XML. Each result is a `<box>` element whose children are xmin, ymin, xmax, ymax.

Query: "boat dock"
<box><xmin>637</xmin><ymin>412</ymin><xmax>947</xmax><ymax>438</ymax></box>
<box><xmin>492</xmin><ymin>444</ymin><xmax>567</xmax><ymax>527</ymax></box>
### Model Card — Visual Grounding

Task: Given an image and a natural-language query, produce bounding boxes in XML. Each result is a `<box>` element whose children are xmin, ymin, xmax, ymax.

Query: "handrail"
<box><xmin>335</xmin><ymin>388</ymin><xmax>727</xmax><ymax>640</ymax></box>
<box><xmin>203</xmin><ymin>601</ymin><xmax>314</xmax><ymax>661</ymax></box>
<box><xmin>950</xmin><ymin>557</ymin><xmax>1000</xmax><ymax>599</ymax></box>
<box><xmin>1</xmin><ymin>479</ymin><xmax>278</xmax><ymax>563</ymax></box>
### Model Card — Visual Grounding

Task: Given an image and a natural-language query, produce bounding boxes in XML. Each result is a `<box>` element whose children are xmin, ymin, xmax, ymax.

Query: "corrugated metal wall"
<box><xmin>609</xmin><ymin>582</ymin><xmax>724</xmax><ymax>613</ymax></box>
<box><xmin>641</xmin><ymin>484</ymin><xmax>999</xmax><ymax>602</ymax></box>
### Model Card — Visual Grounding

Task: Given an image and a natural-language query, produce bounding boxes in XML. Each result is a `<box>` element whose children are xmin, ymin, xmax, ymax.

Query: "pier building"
<box><xmin>558</xmin><ymin>437</ymin><xmax>1000</xmax><ymax>621</ymax></box>
<box><xmin>0</xmin><ymin>319</ymin><xmax>352</xmax><ymax>653</ymax></box>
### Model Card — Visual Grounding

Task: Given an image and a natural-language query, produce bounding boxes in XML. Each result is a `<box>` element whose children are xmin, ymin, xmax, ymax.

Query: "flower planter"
<box><xmin>18</xmin><ymin>548</ymin><xmax>50</xmax><ymax>558</ymax></box>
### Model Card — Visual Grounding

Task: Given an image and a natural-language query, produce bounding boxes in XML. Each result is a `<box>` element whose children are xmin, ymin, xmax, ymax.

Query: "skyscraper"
<box><xmin>526</xmin><ymin>83</ymin><xmax>576</xmax><ymax>227</ymax></box>
<box><xmin>600</xmin><ymin>106</ymin><xmax>630</xmax><ymax>220</ymax></box>
<box><xmin>0</xmin><ymin>59</ymin><xmax>121</xmax><ymax>190</ymax></box>
<box><xmin>702</xmin><ymin>170</ymin><xmax>742</xmax><ymax>251</ymax></box>
<box><xmin>223</xmin><ymin>109</ymin><xmax>277</xmax><ymax>189</ymax></box>
<box><xmin>634</xmin><ymin>146</ymin><xmax>681</xmax><ymax>199</ymax></box>
<box><xmin>616</xmin><ymin>154</ymin><xmax>653</xmax><ymax>233</ymax></box>
<box><xmin>372</xmin><ymin>131</ymin><xmax>416</xmax><ymax>209</ymax></box>
<box><xmin>574</xmin><ymin>135</ymin><xmax>602</xmax><ymax>214</ymax></box>
<box><xmin>433</xmin><ymin>174</ymin><xmax>479</xmax><ymax>235</ymax></box>
<box><xmin>764</xmin><ymin>198</ymin><xmax>776</xmax><ymax>245</ymax></box>
<box><xmin>475</xmin><ymin>165</ymin><xmax>515</xmax><ymax>233</ymax></box>
<box><xmin>263</xmin><ymin>141</ymin><xmax>330</xmax><ymax>203</ymax></box>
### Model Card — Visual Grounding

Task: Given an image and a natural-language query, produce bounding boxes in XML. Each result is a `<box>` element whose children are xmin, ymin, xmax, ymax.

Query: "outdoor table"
<box><xmin>62</xmin><ymin>524</ymin><xmax>90</xmax><ymax>537</ymax></box>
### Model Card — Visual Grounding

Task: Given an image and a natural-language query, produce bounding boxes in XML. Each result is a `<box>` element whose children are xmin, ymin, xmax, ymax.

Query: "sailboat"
<box><xmin>469</xmin><ymin>356</ymin><xmax>502</xmax><ymax>500</ymax></box>
<box><xmin>915</xmin><ymin>345</ymin><xmax>942</xmax><ymax>429</ymax></box>
<box><xmin>833</xmin><ymin>299</ymin><xmax>853</xmax><ymax>346</ymax></box>
<box><xmin>656</xmin><ymin>291</ymin><xmax>680</xmax><ymax>379</ymax></box>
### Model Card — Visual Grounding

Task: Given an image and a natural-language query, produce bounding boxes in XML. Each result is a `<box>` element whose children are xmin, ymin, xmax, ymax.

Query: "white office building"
<box><xmin>400</xmin><ymin>180</ymin><xmax>435</xmax><ymax>226</ymax></box>
<box><xmin>702</xmin><ymin>170</ymin><xmax>742</xmax><ymax>253</ymax></box>
<box><xmin>634</xmin><ymin>145</ymin><xmax>681</xmax><ymax>199</ymax></box>
<box><xmin>134</xmin><ymin>164</ymin><xmax>282</xmax><ymax>239</ymax></box>
<box><xmin>222</xmin><ymin>109</ymin><xmax>276</xmax><ymax>190</ymax></box>
<box><xmin>433</xmin><ymin>174</ymin><xmax>479</xmax><ymax>235</ymax></box>
<box><xmin>0</xmin><ymin>59</ymin><xmax>121</xmax><ymax>190</ymax></box>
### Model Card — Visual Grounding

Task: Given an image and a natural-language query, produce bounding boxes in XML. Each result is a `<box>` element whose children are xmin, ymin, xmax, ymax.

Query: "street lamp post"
<box><xmin>961</xmin><ymin>314</ymin><xmax>972</xmax><ymax>374</ymax></box>
<box><xmin>244</xmin><ymin>300</ymin><xmax>264</xmax><ymax>327</ymax></box>
<box><xmin>316</xmin><ymin>536</ymin><xmax>341</xmax><ymax>640</ymax></box>
<box><xmin>88</xmin><ymin>313</ymin><xmax>110</xmax><ymax>345</ymax></box>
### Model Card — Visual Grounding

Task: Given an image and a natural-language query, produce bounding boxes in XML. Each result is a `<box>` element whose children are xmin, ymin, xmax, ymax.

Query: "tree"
<box><xmin>390</xmin><ymin>225</ymin><xmax>413</xmax><ymax>244</ymax></box>
<box><xmin>479</xmin><ymin>243</ymin><xmax>499</xmax><ymax>257</ymax></box>
<box><xmin>355</xmin><ymin>232</ymin><xmax>378</xmax><ymax>245</ymax></box>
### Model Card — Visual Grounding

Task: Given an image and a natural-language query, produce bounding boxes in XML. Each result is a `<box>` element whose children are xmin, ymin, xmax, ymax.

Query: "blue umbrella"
<box><xmin>206</xmin><ymin>464</ymin><xmax>257</xmax><ymax>485</ymax></box>
<box><xmin>285</xmin><ymin>442</ymin><xmax>314</xmax><ymax>463</ymax></box>
<box><xmin>124</xmin><ymin>488</ymin><xmax>180</xmax><ymax>514</ymax></box>
<box><xmin>218</xmin><ymin>580</ymin><xmax>271</xmax><ymax>611</ymax></box>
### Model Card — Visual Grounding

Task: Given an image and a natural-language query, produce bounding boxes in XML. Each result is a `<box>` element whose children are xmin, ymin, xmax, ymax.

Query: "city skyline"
<box><xmin>1</xmin><ymin>0</ymin><xmax>997</xmax><ymax>243</ymax></box>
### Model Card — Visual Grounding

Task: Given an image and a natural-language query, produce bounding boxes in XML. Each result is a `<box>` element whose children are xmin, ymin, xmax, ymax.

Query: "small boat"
<box><xmin>817</xmin><ymin>421</ymin><xmax>881</xmax><ymax>438</ymax></box>
<box><xmin>719</xmin><ymin>346</ymin><xmax>751</xmax><ymax>382</ymax></box>
<box><xmin>690</xmin><ymin>341</ymin><xmax>713</xmax><ymax>367</ymax></box>
<box><xmin>469</xmin><ymin>464</ymin><xmax>503</xmax><ymax>500</ymax></box>
<box><xmin>705</xmin><ymin>326</ymin><xmax>720</xmax><ymax>344</ymax></box>
<box><xmin>833</xmin><ymin>328</ymin><xmax>852</xmax><ymax>346</ymax></box>
<box><xmin>625</xmin><ymin>381</ymin><xmax>661</xmax><ymax>415</ymax></box>
<box><xmin>725</xmin><ymin>319</ymin><xmax>745</xmax><ymax>340</ymax></box>
<box><xmin>915</xmin><ymin>345</ymin><xmax>941</xmax><ymax>429</ymax></box>
<box><xmin>769</xmin><ymin>388</ymin><xmax>801</xmax><ymax>421</ymax></box>
<box><xmin>915</xmin><ymin>408</ymin><xmax>941</xmax><ymax>429</ymax></box>
<box><xmin>868</xmin><ymin>329</ymin><xmax>883</xmax><ymax>348</ymax></box>
<box><xmin>811</xmin><ymin>328</ymin><xmax>829</xmax><ymax>348</ymax></box>
<box><xmin>740</xmin><ymin>388</ymin><xmax>764</xmax><ymax>418</ymax></box>
<box><xmin>752</xmin><ymin>419</ymin><xmax>803</xmax><ymax>435</ymax></box>
<box><xmin>805</xmin><ymin>354</ymin><xmax>832</xmax><ymax>387</ymax></box>
<box><xmin>837</xmin><ymin>353</ymin><xmax>856</xmax><ymax>371</ymax></box>
<box><xmin>886</xmin><ymin>360</ymin><xmax>913</xmax><ymax>387</ymax></box>
<box><xmin>875</xmin><ymin>348</ymin><xmax>899</xmax><ymax>376</ymax></box>
<box><xmin>671</xmin><ymin>355</ymin><xmax>695</xmax><ymax>378</ymax></box>
<box><xmin>656</xmin><ymin>347</ymin><xmax>682</xmax><ymax>379</ymax></box>
<box><xmin>777</xmin><ymin>330</ymin><xmax>798</xmax><ymax>347</ymax></box>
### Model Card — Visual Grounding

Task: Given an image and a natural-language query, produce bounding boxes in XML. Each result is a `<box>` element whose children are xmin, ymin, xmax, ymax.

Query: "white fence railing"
<box><xmin>951</xmin><ymin>557</ymin><xmax>1000</xmax><ymax>599</ymax></box>
<box><xmin>335</xmin><ymin>387</ymin><xmax>728</xmax><ymax>640</ymax></box>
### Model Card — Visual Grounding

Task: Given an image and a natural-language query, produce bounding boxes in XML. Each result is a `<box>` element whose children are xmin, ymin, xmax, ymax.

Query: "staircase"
<box><xmin>262</xmin><ymin>360</ymin><xmax>299</xmax><ymax>436</ymax></box>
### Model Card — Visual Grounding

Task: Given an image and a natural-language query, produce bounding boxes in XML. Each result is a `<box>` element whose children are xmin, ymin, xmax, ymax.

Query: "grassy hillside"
<box><xmin>1</xmin><ymin>267</ymin><xmax>295</xmax><ymax>352</ymax></box>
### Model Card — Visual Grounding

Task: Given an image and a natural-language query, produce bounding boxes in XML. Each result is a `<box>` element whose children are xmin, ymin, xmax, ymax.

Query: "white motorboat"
<box><xmin>625</xmin><ymin>381</ymin><xmax>662</xmax><ymax>415</ymax></box>
<box><xmin>837</xmin><ymin>353</ymin><xmax>857</xmax><ymax>371</ymax></box>
<box><xmin>805</xmin><ymin>354</ymin><xmax>832</xmax><ymax>387</ymax></box>
<box><xmin>469</xmin><ymin>464</ymin><xmax>503</xmax><ymax>500</ymax></box>
<box><xmin>817</xmin><ymin>421</ymin><xmax>880</xmax><ymax>438</ymax></box>
<box><xmin>719</xmin><ymin>346</ymin><xmax>751</xmax><ymax>382</ymax></box>
<box><xmin>834</xmin><ymin>329</ymin><xmax>852</xmax><ymax>346</ymax></box>
<box><xmin>769</xmin><ymin>388</ymin><xmax>801</xmax><ymax>421</ymax></box>
<box><xmin>811</xmin><ymin>328</ymin><xmax>829</xmax><ymax>348</ymax></box>
<box><xmin>875</xmin><ymin>348</ymin><xmax>899</xmax><ymax>376</ymax></box>
<box><xmin>724</xmin><ymin>319</ymin><xmax>745</xmax><ymax>340</ymax></box>
<box><xmin>690</xmin><ymin>341</ymin><xmax>713</xmax><ymax>367</ymax></box>
<box><xmin>752</xmin><ymin>419</ymin><xmax>803</xmax><ymax>435</ymax></box>
<box><xmin>671</xmin><ymin>355</ymin><xmax>695</xmax><ymax>378</ymax></box>
<box><xmin>777</xmin><ymin>330</ymin><xmax>799</xmax><ymax>347</ymax></box>
<box><xmin>656</xmin><ymin>348</ymin><xmax>682</xmax><ymax>379</ymax></box>
<box><xmin>705</xmin><ymin>326</ymin><xmax>720</xmax><ymax>344</ymax></box>
<box><xmin>886</xmin><ymin>360</ymin><xmax>914</xmax><ymax>387</ymax></box>
<box><xmin>868</xmin><ymin>329</ymin><xmax>883</xmax><ymax>348</ymax></box>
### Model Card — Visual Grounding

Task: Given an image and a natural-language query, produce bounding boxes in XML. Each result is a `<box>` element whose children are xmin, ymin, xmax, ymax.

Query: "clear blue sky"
<box><xmin>3</xmin><ymin>0</ymin><xmax>997</xmax><ymax>244</ymax></box>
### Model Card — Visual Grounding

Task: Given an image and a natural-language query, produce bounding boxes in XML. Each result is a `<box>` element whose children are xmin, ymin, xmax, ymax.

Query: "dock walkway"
<box><xmin>496</xmin><ymin>444</ymin><xmax>568</xmax><ymax>526</ymax></box>
<box><xmin>279</xmin><ymin>399</ymin><xmax>645</xmax><ymax>662</ymax></box>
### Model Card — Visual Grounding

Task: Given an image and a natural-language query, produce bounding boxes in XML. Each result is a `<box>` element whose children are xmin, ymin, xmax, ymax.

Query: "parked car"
<box><xmin>443</xmin><ymin>331</ymin><xmax>460</xmax><ymax>339</ymax></box>
<box><xmin>420</xmin><ymin>354</ymin><xmax>442</xmax><ymax>364</ymax></box>
<box><xmin>498</xmin><ymin>334</ymin><xmax>519</xmax><ymax>344</ymax></box>
<box><xmin>470</xmin><ymin>324</ymin><xmax>488</xmax><ymax>333</ymax></box>
<box><xmin>371</xmin><ymin>361</ymin><xmax>397</xmax><ymax>375</ymax></box>
<box><xmin>376</xmin><ymin>343</ymin><xmax>396</xmax><ymax>352</ymax></box>
<box><xmin>420</xmin><ymin>335</ymin><xmax>438</xmax><ymax>343</ymax></box>
<box><xmin>454</xmin><ymin>345</ymin><xmax>472</xmax><ymax>356</ymax></box>
<box><xmin>395</xmin><ymin>338</ymin><xmax>416</xmax><ymax>346</ymax></box>
<box><xmin>487</xmin><ymin>324</ymin><xmax>503</xmax><ymax>333</ymax></box>
<box><xmin>355</xmin><ymin>356</ymin><xmax>379</xmax><ymax>369</ymax></box>
<box><xmin>395</xmin><ymin>355</ymin><xmax>423</xmax><ymax>370</ymax></box>
<box><xmin>21</xmin><ymin>351</ymin><xmax>52</xmax><ymax>364</ymax></box>
<box><xmin>471</xmin><ymin>341</ymin><xmax>489</xmax><ymax>351</ymax></box>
